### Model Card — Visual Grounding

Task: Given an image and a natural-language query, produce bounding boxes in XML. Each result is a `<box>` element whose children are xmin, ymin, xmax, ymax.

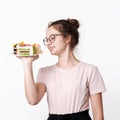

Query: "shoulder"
<box><xmin>79</xmin><ymin>61</ymin><xmax>100</xmax><ymax>76</ymax></box>
<box><xmin>38</xmin><ymin>64</ymin><xmax>55</xmax><ymax>72</ymax></box>
<box><xmin>80</xmin><ymin>61</ymin><xmax>98</xmax><ymax>70</ymax></box>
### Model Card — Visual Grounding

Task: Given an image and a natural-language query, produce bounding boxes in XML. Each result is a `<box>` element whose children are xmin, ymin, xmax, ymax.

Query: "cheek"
<box><xmin>55</xmin><ymin>43</ymin><xmax>67</xmax><ymax>54</ymax></box>
<box><xmin>55</xmin><ymin>40</ymin><xmax>66</xmax><ymax>50</ymax></box>
<box><xmin>51</xmin><ymin>39</ymin><xmax>67</xmax><ymax>54</ymax></box>
<box><xmin>55</xmin><ymin>38</ymin><xmax>66</xmax><ymax>46</ymax></box>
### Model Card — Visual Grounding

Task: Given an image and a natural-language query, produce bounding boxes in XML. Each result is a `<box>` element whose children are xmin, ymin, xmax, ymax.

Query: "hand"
<box><xmin>16</xmin><ymin>55</ymin><xmax>39</xmax><ymax>64</ymax></box>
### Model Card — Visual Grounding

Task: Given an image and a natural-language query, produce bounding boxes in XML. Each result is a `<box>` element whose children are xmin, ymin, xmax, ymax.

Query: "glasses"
<box><xmin>43</xmin><ymin>34</ymin><xmax>64</xmax><ymax>46</ymax></box>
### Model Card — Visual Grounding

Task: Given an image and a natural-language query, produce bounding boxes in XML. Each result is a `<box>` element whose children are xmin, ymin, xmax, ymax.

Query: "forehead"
<box><xmin>46</xmin><ymin>26</ymin><xmax>60</xmax><ymax>37</ymax></box>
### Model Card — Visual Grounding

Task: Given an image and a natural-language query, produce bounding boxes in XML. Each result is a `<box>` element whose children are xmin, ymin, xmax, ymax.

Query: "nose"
<box><xmin>47</xmin><ymin>39</ymin><xmax>52</xmax><ymax>46</ymax></box>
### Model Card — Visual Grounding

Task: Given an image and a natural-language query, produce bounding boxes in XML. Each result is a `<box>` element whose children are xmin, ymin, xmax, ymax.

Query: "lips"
<box><xmin>48</xmin><ymin>46</ymin><xmax>55</xmax><ymax>51</ymax></box>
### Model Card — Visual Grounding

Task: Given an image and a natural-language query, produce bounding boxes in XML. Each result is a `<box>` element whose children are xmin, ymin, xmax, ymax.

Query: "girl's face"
<box><xmin>44</xmin><ymin>26</ymin><xmax>70</xmax><ymax>56</ymax></box>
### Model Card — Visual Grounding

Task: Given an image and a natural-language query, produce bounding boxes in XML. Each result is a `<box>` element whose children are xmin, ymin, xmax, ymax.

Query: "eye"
<box><xmin>49</xmin><ymin>35</ymin><xmax>55</xmax><ymax>42</ymax></box>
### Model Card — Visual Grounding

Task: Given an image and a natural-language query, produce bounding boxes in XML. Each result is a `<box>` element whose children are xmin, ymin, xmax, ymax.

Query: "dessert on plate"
<box><xmin>13</xmin><ymin>41</ymin><xmax>42</xmax><ymax>56</ymax></box>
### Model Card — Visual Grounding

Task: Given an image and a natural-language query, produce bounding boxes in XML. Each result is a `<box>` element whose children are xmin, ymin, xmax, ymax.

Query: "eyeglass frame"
<box><xmin>43</xmin><ymin>34</ymin><xmax>65</xmax><ymax>46</ymax></box>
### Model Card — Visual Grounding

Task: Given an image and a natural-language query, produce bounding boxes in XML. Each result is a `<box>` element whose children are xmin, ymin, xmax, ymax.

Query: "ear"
<box><xmin>65</xmin><ymin>35</ymin><xmax>72</xmax><ymax>44</ymax></box>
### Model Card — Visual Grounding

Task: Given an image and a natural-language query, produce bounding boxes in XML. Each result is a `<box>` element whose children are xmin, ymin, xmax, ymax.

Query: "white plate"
<box><xmin>13</xmin><ymin>53</ymin><xmax>39</xmax><ymax>57</ymax></box>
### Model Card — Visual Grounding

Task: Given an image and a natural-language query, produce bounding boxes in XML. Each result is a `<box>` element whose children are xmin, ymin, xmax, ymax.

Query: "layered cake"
<box><xmin>13</xmin><ymin>41</ymin><xmax>42</xmax><ymax>56</ymax></box>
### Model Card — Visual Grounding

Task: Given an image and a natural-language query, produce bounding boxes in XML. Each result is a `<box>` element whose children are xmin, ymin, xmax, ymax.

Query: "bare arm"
<box><xmin>90</xmin><ymin>93</ymin><xmax>104</xmax><ymax>120</ymax></box>
<box><xmin>19</xmin><ymin>56</ymin><xmax>46</xmax><ymax>105</ymax></box>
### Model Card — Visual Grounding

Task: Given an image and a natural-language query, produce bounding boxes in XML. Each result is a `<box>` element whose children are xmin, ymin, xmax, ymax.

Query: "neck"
<box><xmin>57</xmin><ymin>49</ymin><xmax>79</xmax><ymax>69</ymax></box>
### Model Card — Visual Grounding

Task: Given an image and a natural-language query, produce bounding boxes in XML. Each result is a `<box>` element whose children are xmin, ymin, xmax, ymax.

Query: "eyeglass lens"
<box><xmin>43</xmin><ymin>34</ymin><xmax>63</xmax><ymax>46</ymax></box>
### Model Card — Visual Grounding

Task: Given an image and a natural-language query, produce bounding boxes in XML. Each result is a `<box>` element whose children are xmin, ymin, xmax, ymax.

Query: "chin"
<box><xmin>50</xmin><ymin>52</ymin><xmax>57</xmax><ymax>56</ymax></box>
<box><xmin>50</xmin><ymin>51</ymin><xmax>58</xmax><ymax>56</ymax></box>
<box><xmin>49</xmin><ymin>49</ymin><xmax>61</xmax><ymax>56</ymax></box>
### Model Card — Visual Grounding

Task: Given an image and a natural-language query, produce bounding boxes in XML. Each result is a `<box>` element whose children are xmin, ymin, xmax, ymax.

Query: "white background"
<box><xmin>0</xmin><ymin>0</ymin><xmax>120</xmax><ymax>120</ymax></box>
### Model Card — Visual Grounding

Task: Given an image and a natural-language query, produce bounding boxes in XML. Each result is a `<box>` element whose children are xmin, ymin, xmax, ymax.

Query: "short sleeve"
<box><xmin>36</xmin><ymin>68</ymin><xmax>46</xmax><ymax>84</ymax></box>
<box><xmin>88</xmin><ymin>66</ymin><xmax>106</xmax><ymax>95</ymax></box>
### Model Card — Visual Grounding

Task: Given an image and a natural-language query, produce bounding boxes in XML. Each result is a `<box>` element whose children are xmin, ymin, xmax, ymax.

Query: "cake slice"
<box><xmin>13</xmin><ymin>41</ymin><xmax>42</xmax><ymax>56</ymax></box>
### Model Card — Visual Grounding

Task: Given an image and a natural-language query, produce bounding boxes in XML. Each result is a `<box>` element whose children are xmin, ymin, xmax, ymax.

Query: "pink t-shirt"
<box><xmin>36</xmin><ymin>61</ymin><xmax>106</xmax><ymax>114</ymax></box>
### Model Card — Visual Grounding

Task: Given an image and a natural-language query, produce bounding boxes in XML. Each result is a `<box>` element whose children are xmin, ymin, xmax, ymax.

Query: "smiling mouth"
<box><xmin>49</xmin><ymin>46</ymin><xmax>55</xmax><ymax>51</ymax></box>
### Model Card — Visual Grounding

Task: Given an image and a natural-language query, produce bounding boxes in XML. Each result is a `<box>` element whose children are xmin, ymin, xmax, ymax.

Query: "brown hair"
<box><xmin>48</xmin><ymin>18</ymin><xmax>80</xmax><ymax>49</ymax></box>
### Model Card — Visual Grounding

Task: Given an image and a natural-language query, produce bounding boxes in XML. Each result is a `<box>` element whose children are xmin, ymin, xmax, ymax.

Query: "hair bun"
<box><xmin>67</xmin><ymin>18</ymin><xmax>80</xmax><ymax>29</ymax></box>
